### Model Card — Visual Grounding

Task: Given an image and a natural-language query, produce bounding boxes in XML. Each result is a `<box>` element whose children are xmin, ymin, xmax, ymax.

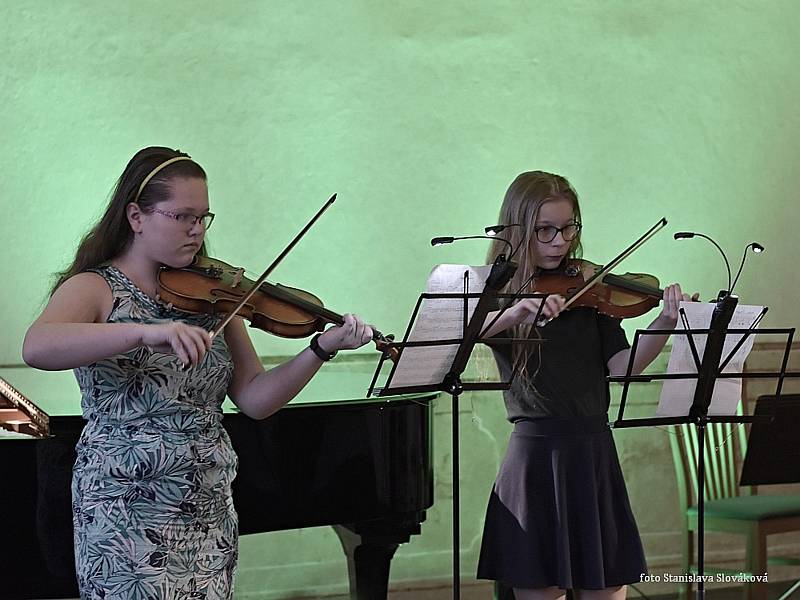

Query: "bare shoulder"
<box><xmin>38</xmin><ymin>271</ymin><xmax>113</xmax><ymax>324</ymax></box>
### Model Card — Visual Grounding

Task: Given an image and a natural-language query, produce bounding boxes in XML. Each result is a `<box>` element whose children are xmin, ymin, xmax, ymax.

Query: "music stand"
<box><xmin>739</xmin><ymin>394</ymin><xmax>800</xmax><ymax>600</ymax></box>
<box><xmin>609</xmin><ymin>293</ymin><xmax>800</xmax><ymax>600</ymax></box>
<box><xmin>368</xmin><ymin>257</ymin><xmax>547</xmax><ymax>600</ymax></box>
<box><xmin>741</xmin><ymin>394</ymin><xmax>800</xmax><ymax>486</ymax></box>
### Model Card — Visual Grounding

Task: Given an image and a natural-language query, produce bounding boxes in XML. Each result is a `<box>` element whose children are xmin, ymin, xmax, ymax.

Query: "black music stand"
<box><xmin>609</xmin><ymin>293</ymin><xmax>800</xmax><ymax>600</ymax></box>
<box><xmin>739</xmin><ymin>394</ymin><xmax>800</xmax><ymax>600</ymax></box>
<box><xmin>368</xmin><ymin>257</ymin><xmax>547</xmax><ymax>600</ymax></box>
<box><xmin>740</xmin><ymin>394</ymin><xmax>800</xmax><ymax>486</ymax></box>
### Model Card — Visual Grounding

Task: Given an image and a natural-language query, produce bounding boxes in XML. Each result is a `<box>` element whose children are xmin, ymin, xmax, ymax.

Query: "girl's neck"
<box><xmin>110</xmin><ymin>252</ymin><xmax>160</xmax><ymax>299</ymax></box>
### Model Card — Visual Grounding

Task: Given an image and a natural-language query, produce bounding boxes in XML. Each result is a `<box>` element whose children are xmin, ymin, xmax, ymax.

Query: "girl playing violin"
<box><xmin>22</xmin><ymin>146</ymin><xmax>373</xmax><ymax>599</ymax></box>
<box><xmin>476</xmin><ymin>171</ymin><xmax>697</xmax><ymax>600</ymax></box>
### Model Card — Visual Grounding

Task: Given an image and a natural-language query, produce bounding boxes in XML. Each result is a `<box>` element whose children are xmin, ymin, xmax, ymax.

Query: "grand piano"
<box><xmin>0</xmin><ymin>380</ymin><xmax>437</xmax><ymax>600</ymax></box>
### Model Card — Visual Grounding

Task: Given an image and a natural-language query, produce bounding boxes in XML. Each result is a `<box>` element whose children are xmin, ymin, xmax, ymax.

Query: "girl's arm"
<box><xmin>607</xmin><ymin>284</ymin><xmax>698</xmax><ymax>376</ymax></box>
<box><xmin>225</xmin><ymin>314</ymin><xmax>372</xmax><ymax>420</ymax></box>
<box><xmin>23</xmin><ymin>272</ymin><xmax>211</xmax><ymax>370</ymax></box>
<box><xmin>482</xmin><ymin>294</ymin><xmax>566</xmax><ymax>338</ymax></box>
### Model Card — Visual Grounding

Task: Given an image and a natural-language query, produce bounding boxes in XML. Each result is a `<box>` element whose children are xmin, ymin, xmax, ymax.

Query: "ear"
<box><xmin>126</xmin><ymin>202</ymin><xmax>145</xmax><ymax>234</ymax></box>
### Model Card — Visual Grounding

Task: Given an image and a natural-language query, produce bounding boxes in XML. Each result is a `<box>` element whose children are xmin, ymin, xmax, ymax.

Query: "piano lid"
<box><xmin>0</xmin><ymin>376</ymin><xmax>50</xmax><ymax>439</ymax></box>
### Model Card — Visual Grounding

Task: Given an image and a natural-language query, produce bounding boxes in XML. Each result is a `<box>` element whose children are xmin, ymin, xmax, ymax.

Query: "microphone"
<box><xmin>432</xmin><ymin>234</ymin><xmax>517</xmax><ymax>288</ymax></box>
<box><xmin>430</xmin><ymin>236</ymin><xmax>455</xmax><ymax>246</ymax></box>
<box><xmin>485</xmin><ymin>224</ymin><xmax>526</xmax><ymax>262</ymax></box>
<box><xmin>485</xmin><ymin>223</ymin><xmax>522</xmax><ymax>236</ymax></box>
<box><xmin>431</xmin><ymin>234</ymin><xmax>513</xmax><ymax>256</ymax></box>
<box><xmin>730</xmin><ymin>242</ymin><xmax>765</xmax><ymax>295</ymax></box>
<box><xmin>674</xmin><ymin>231</ymin><xmax>732</xmax><ymax>293</ymax></box>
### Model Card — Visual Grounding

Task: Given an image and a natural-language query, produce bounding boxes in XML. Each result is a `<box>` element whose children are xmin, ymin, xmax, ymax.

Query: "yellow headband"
<box><xmin>133</xmin><ymin>156</ymin><xmax>194</xmax><ymax>204</ymax></box>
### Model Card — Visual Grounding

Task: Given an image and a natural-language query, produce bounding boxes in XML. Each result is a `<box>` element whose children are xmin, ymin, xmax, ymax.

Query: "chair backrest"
<box><xmin>669</xmin><ymin>415</ymin><xmax>752</xmax><ymax>513</ymax></box>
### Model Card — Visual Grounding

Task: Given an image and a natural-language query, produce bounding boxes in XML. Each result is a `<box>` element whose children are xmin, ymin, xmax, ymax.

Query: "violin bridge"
<box><xmin>232</xmin><ymin>268</ymin><xmax>244</xmax><ymax>288</ymax></box>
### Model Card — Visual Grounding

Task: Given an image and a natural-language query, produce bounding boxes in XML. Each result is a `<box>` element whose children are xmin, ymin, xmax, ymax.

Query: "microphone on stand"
<box><xmin>674</xmin><ymin>231</ymin><xmax>733</xmax><ymax>295</ymax></box>
<box><xmin>730</xmin><ymin>242</ymin><xmax>765</xmax><ymax>296</ymax></box>
<box><xmin>485</xmin><ymin>223</ymin><xmax>523</xmax><ymax>261</ymax></box>
<box><xmin>484</xmin><ymin>223</ymin><xmax>522</xmax><ymax>236</ymax></box>
<box><xmin>431</xmin><ymin>235</ymin><xmax>513</xmax><ymax>256</ymax></box>
<box><xmin>431</xmin><ymin>234</ymin><xmax>517</xmax><ymax>288</ymax></box>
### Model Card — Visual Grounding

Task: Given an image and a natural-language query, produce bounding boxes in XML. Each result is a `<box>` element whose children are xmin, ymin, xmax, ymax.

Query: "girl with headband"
<box><xmin>23</xmin><ymin>146</ymin><xmax>372</xmax><ymax>599</ymax></box>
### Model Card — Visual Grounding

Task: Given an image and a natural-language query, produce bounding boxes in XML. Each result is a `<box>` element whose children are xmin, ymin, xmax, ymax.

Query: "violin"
<box><xmin>534</xmin><ymin>259</ymin><xmax>663</xmax><ymax>319</ymax></box>
<box><xmin>156</xmin><ymin>255</ymin><xmax>398</xmax><ymax>361</ymax></box>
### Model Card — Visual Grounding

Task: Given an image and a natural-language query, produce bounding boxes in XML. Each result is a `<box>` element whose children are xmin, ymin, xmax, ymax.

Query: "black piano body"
<box><xmin>0</xmin><ymin>392</ymin><xmax>437</xmax><ymax>599</ymax></box>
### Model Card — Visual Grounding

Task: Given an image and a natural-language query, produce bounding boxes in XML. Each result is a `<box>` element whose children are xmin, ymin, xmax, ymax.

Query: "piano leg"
<box><xmin>333</xmin><ymin>520</ymin><xmax>419</xmax><ymax>600</ymax></box>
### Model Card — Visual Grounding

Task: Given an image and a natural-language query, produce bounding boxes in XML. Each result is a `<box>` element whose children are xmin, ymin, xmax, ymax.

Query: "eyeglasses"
<box><xmin>533</xmin><ymin>222</ymin><xmax>582</xmax><ymax>243</ymax></box>
<box><xmin>150</xmin><ymin>208</ymin><xmax>215</xmax><ymax>230</ymax></box>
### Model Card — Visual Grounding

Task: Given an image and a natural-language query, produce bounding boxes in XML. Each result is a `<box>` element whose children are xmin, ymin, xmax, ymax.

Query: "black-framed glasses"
<box><xmin>151</xmin><ymin>208</ymin><xmax>215</xmax><ymax>230</ymax></box>
<box><xmin>533</xmin><ymin>222</ymin><xmax>581</xmax><ymax>243</ymax></box>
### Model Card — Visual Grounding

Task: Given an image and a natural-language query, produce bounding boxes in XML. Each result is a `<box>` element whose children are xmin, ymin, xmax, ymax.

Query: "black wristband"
<box><xmin>309</xmin><ymin>333</ymin><xmax>337</xmax><ymax>361</ymax></box>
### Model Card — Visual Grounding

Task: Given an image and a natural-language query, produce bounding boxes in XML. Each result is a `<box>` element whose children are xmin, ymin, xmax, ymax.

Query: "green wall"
<box><xmin>2</xmin><ymin>1</ymin><xmax>799</xmax><ymax>597</ymax></box>
<box><xmin>3</xmin><ymin>0</ymin><xmax>799</xmax><ymax>367</ymax></box>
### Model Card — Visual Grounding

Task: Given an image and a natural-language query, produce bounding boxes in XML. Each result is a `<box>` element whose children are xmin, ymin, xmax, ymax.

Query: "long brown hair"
<box><xmin>51</xmin><ymin>147</ymin><xmax>207</xmax><ymax>295</ymax></box>
<box><xmin>486</xmin><ymin>171</ymin><xmax>584</xmax><ymax>378</ymax></box>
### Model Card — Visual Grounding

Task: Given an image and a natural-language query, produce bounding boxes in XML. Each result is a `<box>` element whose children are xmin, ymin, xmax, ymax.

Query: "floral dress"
<box><xmin>72</xmin><ymin>266</ymin><xmax>238</xmax><ymax>599</ymax></box>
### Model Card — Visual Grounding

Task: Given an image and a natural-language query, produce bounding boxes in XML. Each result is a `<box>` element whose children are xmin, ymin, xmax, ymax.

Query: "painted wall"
<box><xmin>2</xmin><ymin>1</ymin><xmax>799</xmax><ymax>597</ymax></box>
<box><xmin>3</xmin><ymin>0</ymin><xmax>799</xmax><ymax>364</ymax></box>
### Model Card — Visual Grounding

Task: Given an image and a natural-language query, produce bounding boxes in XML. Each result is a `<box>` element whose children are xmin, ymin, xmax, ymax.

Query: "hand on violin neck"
<box><xmin>656</xmin><ymin>283</ymin><xmax>701</xmax><ymax>328</ymax></box>
<box><xmin>319</xmin><ymin>313</ymin><xmax>374</xmax><ymax>352</ymax></box>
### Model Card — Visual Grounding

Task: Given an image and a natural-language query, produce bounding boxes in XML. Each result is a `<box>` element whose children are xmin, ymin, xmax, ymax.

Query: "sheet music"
<box><xmin>388</xmin><ymin>264</ymin><xmax>492</xmax><ymax>388</ymax></box>
<box><xmin>656</xmin><ymin>301</ymin><xmax>764</xmax><ymax>417</ymax></box>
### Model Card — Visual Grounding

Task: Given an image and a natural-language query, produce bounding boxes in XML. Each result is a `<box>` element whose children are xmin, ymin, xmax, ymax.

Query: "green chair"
<box><xmin>669</xmin><ymin>403</ymin><xmax>800</xmax><ymax>600</ymax></box>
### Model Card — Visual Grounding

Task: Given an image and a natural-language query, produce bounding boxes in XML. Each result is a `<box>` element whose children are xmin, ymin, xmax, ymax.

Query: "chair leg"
<box><xmin>777</xmin><ymin>578</ymin><xmax>800</xmax><ymax>600</ymax></box>
<box><xmin>744</xmin><ymin>528</ymin><xmax>767</xmax><ymax>600</ymax></box>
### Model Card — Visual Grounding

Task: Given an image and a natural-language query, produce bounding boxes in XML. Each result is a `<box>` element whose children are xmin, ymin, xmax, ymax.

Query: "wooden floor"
<box><xmin>51</xmin><ymin>579</ymin><xmax>799</xmax><ymax>600</ymax></box>
<box><xmin>387</xmin><ymin>581</ymin><xmax>495</xmax><ymax>599</ymax></box>
<box><xmin>301</xmin><ymin>581</ymin><xmax>495</xmax><ymax>599</ymax></box>
<box><xmin>309</xmin><ymin>579</ymin><xmax>799</xmax><ymax>600</ymax></box>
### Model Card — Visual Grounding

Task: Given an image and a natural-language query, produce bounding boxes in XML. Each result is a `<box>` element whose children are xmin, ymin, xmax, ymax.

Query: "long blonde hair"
<box><xmin>486</xmin><ymin>171</ymin><xmax>584</xmax><ymax>378</ymax></box>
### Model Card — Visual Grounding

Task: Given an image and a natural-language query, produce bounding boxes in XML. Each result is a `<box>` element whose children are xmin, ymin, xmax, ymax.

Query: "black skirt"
<box><xmin>477</xmin><ymin>416</ymin><xmax>647</xmax><ymax>590</ymax></box>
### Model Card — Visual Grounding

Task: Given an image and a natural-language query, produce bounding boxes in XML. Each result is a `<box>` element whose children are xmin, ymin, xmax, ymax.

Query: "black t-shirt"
<box><xmin>489</xmin><ymin>307</ymin><xmax>630</xmax><ymax>421</ymax></box>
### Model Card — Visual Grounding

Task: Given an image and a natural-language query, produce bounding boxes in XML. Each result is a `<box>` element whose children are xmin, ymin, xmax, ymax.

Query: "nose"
<box><xmin>188</xmin><ymin>218</ymin><xmax>205</xmax><ymax>236</ymax></box>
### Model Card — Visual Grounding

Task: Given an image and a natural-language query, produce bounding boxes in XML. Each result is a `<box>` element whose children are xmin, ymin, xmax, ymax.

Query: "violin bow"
<box><xmin>209</xmin><ymin>194</ymin><xmax>337</xmax><ymax>339</ymax></box>
<box><xmin>481</xmin><ymin>218</ymin><xmax>669</xmax><ymax>333</ymax></box>
<box><xmin>561</xmin><ymin>217</ymin><xmax>668</xmax><ymax>310</ymax></box>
